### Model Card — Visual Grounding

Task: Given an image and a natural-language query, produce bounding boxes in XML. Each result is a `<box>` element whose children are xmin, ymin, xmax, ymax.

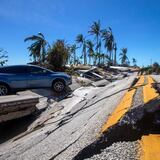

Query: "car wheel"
<box><xmin>52</xmin><ymin>80</ymin><xmax>65</xmax><ymax>92</ymax></box>
<box><xmin>0</xmin><ymin>84</ymin><xmax>9</xmax><ymax>96</ymax></box>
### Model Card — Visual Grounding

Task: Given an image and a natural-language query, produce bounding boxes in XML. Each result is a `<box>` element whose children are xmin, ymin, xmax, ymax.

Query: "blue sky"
<box><xmin>0</xmin><ymin>0</ymin><xmax>160</xmax><ymax>66</ymax></box>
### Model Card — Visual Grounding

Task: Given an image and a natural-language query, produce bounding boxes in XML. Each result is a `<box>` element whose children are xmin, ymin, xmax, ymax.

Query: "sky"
<box><xmin>0</xmin><ymin>0</ymin><xmax>160</xmax><ymax>66</ymax></box>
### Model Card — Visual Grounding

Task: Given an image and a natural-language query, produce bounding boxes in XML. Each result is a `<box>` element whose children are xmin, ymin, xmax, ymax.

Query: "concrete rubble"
<box><xmin>0</xmin><ymin>92</ymin><xmax>39</xmax><ymax>123</ymax></box>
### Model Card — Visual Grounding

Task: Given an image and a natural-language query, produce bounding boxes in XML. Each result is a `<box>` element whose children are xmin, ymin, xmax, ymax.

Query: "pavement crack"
<box><xmin>49</xmin><ymin>132</ymin><xmax>85</xmax><ymax>160</ymax></box>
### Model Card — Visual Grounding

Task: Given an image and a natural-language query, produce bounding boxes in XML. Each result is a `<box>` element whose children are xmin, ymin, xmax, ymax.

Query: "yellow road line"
<box><xmin>101</xmin><ymin>88</ymin><xmax>136</xmax><ymax>133</ymax></box>
<box><xmin>101</xmin><ymin>76</ymin><xmax>145</xmax><ymax>133</ymax></box>
<box><xmin>135</xmin><ymin>75</ymin><xmax>145</xmax><ymax>87</ymax></box>
<box><xmin>140</xmin><ymin>134</ymin><xmax>160</xmax><ymax>160</ymax></box>
<box><xmin>140</xmin><ymin>76</ymin><xmax>160</xmax><ymax>160</ymax></box>
<box><xmin>147</xmin><ymin>76</ymin><xmax>155</xmax><ymax>84</ymax></box>
<box><xmin>143</xmin><ymin>76</ymin><xmax>159</xmax><ymax>104</ymax></box>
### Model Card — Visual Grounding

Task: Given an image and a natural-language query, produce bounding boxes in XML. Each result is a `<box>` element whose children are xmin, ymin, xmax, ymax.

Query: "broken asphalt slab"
<box><xmin>0</xmin><ymin>75</ymin><xmax>136</xmax><ymax>160</ymax></box>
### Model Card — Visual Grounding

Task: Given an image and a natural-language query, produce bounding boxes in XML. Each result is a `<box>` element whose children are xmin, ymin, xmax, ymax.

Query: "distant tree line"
<box><xmin>24</xmin><ymin>20</ymin><xmax>137</xmax><ymax>70</ymax></box>
<box><xmin>0</xmin><ymin>48</ymin><xmax>8</xmax><ymax>66</ymax></box>
<box><xmin>141</xmin><ymin>62</ymin><xmax>160</xmax><ymax>75</ymax></box>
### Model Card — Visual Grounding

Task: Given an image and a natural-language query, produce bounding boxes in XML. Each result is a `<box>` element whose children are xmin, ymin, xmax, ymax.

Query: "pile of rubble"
<box><xmin>73</xmin><ymin>65</ymin><xmax>138</xmax><ymax>87</ymax></box>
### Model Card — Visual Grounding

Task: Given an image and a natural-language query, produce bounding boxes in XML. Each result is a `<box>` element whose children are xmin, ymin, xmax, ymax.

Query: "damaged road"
<box><xmin>1</xmin><ymin>74</ymin><xmax>160</xmax><ymax>160</ymax></box>
<box><xmin>74</xmin><ymin>75</ymin><xmax>160</xmax><ymax>160</ymax></box>
<box><xmin>0</xmin><ymin>75</ymin><xmax>136</xmax><ymax>160</ymax></box>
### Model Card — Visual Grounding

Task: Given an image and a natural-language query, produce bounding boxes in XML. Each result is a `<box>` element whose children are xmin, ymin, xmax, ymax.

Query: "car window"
<box><xmin>28</xmin><ymin>66</ymin><xmax>49</xmax><ymax>74</ymax></box>
<box><xmin>0</xmin><ymin>66</ymin><xmax>27</xmax><ymax>74</ymax></box>
<box><xmin>0</xmin><ymin>68</ymin><xmax>4</xmax><ymax>73</ymax></box>
<box><xmin>0</xmin><ymin>67</ymin><xmax>11</xmax><ymax>73</ymax></box>
<box><xmin>13</xmin><ymin>66</ymin><xmax>28</xmax><ymax>74</ymax></box>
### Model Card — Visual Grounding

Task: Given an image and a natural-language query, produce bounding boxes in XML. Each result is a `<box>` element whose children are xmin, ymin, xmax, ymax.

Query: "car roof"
<box><xmin>0</xmin><ymin>64</ymin><xmax>40</xmax><ymax>68</ymax></box>
<box><xmin>0</xmin><ymin>65</ymin><xmax>54</xmax><ymax>73</ymax></box>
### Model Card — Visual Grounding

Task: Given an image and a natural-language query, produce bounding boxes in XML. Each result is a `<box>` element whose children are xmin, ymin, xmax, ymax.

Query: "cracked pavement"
<box><xmin>0</xmin><ymin>75</ymin><xmax>136</xmax><ymax>160</ymax></box>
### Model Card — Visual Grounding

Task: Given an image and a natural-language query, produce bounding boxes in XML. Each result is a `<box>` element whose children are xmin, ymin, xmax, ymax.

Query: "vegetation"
<box><xmin>69</xmin><ymin>44</ymin><xmax>78</xmax><ymax>65</ymax></box>
<box><xmin>24</xmin><ymin>20</ymin><xmax>138</xmax><ymax>70</ymax></box>
<box><xmin>24</xmin><ymin>32</ymin><xmax>50</xmax><ymax>63</ymax></box>
<box><xmin>132</xmin><ymin>58</ymin><xmax>137</xmax><ymax>66</ymax></box>
<box><xmin>102</xmin><ymin>27</ymin><xmax>114</xmax><ymax>65</ymax></box>
<box><xmin>89</xmin><ymin>20</ymin><xmax>102</xmax><ymax>64</ymax></box>
<box><xmin>0</xmin><ymin>48</ymin><xmax>8</xmax><ymax>66</ymax></box>
<box><xmin>140</xmin><ymin>62</ymin><xmax>160</xmax><ymax>75</ymax></box>
<box><xmin>119</xmin><ymin>48</ymin><xmax>129</xmax><ymax>66</ymax></box>
<box><xmin>113</xmin><ymin>43</ymin><xmax>117</xmax><ymax>65</ymax></box>
<box><xmin>86</xmin><ymin>40</ymin><xmax>94</xmax><ymax>65</ymax></box>
<box><xmin>76</xmin><ymin>34</ymin><xmax>87</xmax><ymax>65</ymax></box>
<box><xmin>47</xmin><ymin>40</ymin><xmax>70</xmax><ymax>70</ymax></box>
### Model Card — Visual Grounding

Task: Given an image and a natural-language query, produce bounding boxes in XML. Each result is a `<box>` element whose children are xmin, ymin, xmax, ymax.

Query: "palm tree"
<box><xmin>93</xmin><ymin>52</ymin><xmax>98</xmax><ymax>65</ymax></box>
<box><xmin>132</xmin><ymin>58</ymin><xmax>137</xmax><ymax>66</ymax></box>
<box><xmin>89</xmin><ymin>20</ymin><xmax>101</xmax><ymax>64</ymax></box>
<box><xmin>86</xmin><ymin>40</ymin><xmax>94</xmax><ymax>65</ymax></box>
<box><xmin>101</xmin><ymin>53</ymin><xmax>105</xmax><ymax>65</ymax></box>
<box><xmin>24</xmin><ymin>32</ymin><xmax>49</xmax><ymax>63</ymax></box>
<box><xmin>113</xmin><ymin>43</ymin><xmax>117</xmax><ymax>66</ymax></box>
<box><xmin>76</xmin><ymin>34</ymin><xmax>87</xmax><ymax>65</ymax></box>
<box><xmin>119</xmin><ymin>48</ymin><xmax>129</xmax><ymax>66</ymax></box>
<box><xmin>0</xmin><ymin>48</ymin><xmax>8</xmax><ymax>66</ymax></box>
<box><xmin>70</xmin><ymin>44</ymin><xmax>78</xmax><ymax>65</ymax></box>
<box><xmin>102</xmin><ymin>27</ymin><xmax>114</xmax><ymax>64</ymax></box>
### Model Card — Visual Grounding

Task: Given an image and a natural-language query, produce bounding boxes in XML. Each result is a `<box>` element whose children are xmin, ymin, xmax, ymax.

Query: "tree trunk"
<box><xmin>74</xmin><ymin>51</ymin><xmax>76</xmax><ymax>65</ymax></box>
<box><xmin>98</xmin><ymin>55</ymin><xmax>100</xmax><ymax>65</ymax></box>
<box><xmin>89</xmin><ymin>56</ymin><xmax>91</xmax><ymax>65</ymax></box>
<box><xmin>84</xmin><ymin>48</ymin><xmax>87</xmax><ymax>65</ymax></box>
<box><xmin>96</xmin><ymin>36</ymin><xmax>99</xmax><ymax>54</ymax></box>
<box><xmin>109</xmin><ymin>51</ymin><xmax>112</xmax><ymax>64</ymax></box>
<box><xmin>94</xmin><ymin>54</ymin><xmax>97</xmax><ymax>66</ymax></box>
<box><xmin>114</xmin><ymin>48</ymin><xmax>117</xmax><ymax>66</ymax></box>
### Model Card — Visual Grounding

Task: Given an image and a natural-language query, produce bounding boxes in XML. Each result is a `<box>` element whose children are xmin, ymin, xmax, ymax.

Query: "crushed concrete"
<box><xmin>91</xmin><ymin>79</ymin><xmax>110</xmax><ymax>87</ymax></box>
<box><xmin>131</xmin><ymin>87</ymin><xmax>143</xmax><ymax>109</ymax></box>
<box><xmin>85</xmin><ymin>141</ymin><xmax>140</xmax><ymax>160</ymax></box>
<box><xmin>76</xmin><ymin>77</ymin><xmax>93</xmax><ymax>86</ymax></box>
<box><xmin>151</xmin><ymin>75</ymin><xmax>160</xmax><ymax>83</ymax></box>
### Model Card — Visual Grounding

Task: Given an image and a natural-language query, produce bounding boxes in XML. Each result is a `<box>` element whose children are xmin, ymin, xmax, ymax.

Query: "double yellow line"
<box><xmin>101</xmin><ymin>76</ymin><xmax>144</xmax><ymax>133</ymax></box>
<box><xmin>101</xmin><ymin>75</ymin><xmax>160</xmax><ymax>160</ymax></box>
<box><xmin>143</xmin><ymin>76</ymin><xmax>159</xmax><ymax>104</ymax></box>
<box><xmin>140</xmin><ymin>76</ymin><xmax>160</xmax><ymax>160</ymax></box>
<box><xmin>140</xmin><ymin>134</ymin><xmax>160</xmax><ymax>160</ymax></box>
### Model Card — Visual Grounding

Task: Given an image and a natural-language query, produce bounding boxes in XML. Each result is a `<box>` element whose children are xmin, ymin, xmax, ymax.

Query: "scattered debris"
<box><xmin>92</xmin><ymin>79</ymin><xmax>110</xmax><ymax>87</ymax></box>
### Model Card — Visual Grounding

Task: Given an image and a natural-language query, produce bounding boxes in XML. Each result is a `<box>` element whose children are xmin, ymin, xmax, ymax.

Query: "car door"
<box><xmin>6</xmin><ymin>66</ymin><xmax>29</xmax><ymax>89</ymax></box>
<box><xmin>27</xmin><ymin>66</ymin><xmax>52</xmax><ymax>88</ymax></box>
